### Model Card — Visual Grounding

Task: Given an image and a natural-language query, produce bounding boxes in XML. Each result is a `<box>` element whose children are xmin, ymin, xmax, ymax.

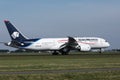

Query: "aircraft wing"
<box><xmin>0</xmin><ymin>42</ymin><xmax>9</xmax><ymax>46</ymax></box>
<box><xmin>0</xmin><ymin>42</ymin><xmax>7</xmax><ymax>44</ymax></box>
<box><xmin>60</xmin><ymin>36</ymin><xmax>80</xmax><ymax>50</ymax></box>
<box><xmin>0</xmin><ymin>41</ymin><xmax>21</xmax><ymax>48</ymax></box>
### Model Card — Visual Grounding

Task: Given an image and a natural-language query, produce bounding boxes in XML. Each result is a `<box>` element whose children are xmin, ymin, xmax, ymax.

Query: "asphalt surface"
<box><xmin>0</xmin><ymin>68</ymin><xmax>120</xmax><ymax>74</ymax></box>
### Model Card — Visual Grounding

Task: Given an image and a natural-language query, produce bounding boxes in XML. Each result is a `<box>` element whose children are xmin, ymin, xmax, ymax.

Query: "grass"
<box><xmin>0</xmin><ymin>52</ymin><xmax>120</xmax><ymax>71</ymax></box>
<box><xmin>0</xmin><ymin>71</ymin><xmax>120</xmax><ymax>80</ymax></box>
<box><xmin>0</xmin><ymin>52</ymin><xmax>120</xmax><ymax>80</ymax></box>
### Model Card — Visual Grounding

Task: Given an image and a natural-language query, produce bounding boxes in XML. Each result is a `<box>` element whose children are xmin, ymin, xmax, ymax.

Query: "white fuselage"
<box><xmin>25</xmin><ymin>37</ymin><xmax>110</xmax><ymax>51</ymax></box>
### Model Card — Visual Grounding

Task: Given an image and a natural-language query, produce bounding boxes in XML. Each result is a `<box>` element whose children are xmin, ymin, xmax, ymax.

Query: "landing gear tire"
<box><xmin>61</xmin><ymin>52</ymin><xmax>68</xmax><ymax>55</ymax></box>
<box><xmin>52</xmin><ymin>51</ymin><xmax>59</xmax><ymax>55</ymax></box>
<box><xmin>99</xmin><ymin>48</ymin><xmax>104</xmax><ymax>53</ymax></box>
<box><xmin>60</xmin><ymin>48</ymin><xmax>70</xmax><ymax>55</ymax></box>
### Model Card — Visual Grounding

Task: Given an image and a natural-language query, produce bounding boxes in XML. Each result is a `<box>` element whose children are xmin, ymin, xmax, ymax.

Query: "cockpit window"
<box><xmin>105</xmin><ymin>40</ymin><xmax>108</xmax><ymax>42</ymax></box>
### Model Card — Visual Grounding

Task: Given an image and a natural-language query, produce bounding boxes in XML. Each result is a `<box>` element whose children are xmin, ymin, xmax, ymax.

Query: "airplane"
<box><xmin>3</xmin><ymin>20</ymin><xmax>110</xmax><ymax>55</ymax></box>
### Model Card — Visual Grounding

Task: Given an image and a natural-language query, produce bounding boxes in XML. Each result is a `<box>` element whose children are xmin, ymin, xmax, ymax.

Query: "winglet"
<box><xmin>68</xmin><ymin>36</ymin><xmax>77</xmax><ymax>43</ymax></box>
<box><xmin>4</xmin><ymin>20</ymin><xmax>9</xmax><ymax>22</ymax></box>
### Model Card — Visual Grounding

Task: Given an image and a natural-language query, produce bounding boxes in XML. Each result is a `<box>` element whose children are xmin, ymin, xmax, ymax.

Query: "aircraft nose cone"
<box><xmin>106</xmin><ymin>42</ymin><xmax>110</xmax><ymax>47</ymax></box>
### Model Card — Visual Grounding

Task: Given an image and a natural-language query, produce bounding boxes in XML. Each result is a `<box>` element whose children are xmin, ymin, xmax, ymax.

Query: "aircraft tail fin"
<box><xmin>4</xmin><ymin>20</ymin><xmax>28</xmax><ymax>42</ymax></box>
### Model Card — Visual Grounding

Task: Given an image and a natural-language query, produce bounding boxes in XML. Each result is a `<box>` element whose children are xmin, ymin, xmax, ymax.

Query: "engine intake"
<box><xmin>78</xmin><ymin>43</ymin><xmax>91</xmax><ymax>51</ymax></box>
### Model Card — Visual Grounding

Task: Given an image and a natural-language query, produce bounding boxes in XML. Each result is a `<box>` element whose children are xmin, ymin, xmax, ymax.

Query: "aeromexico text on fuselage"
<box><xmin>3</xmin><ymin>20</ymin><xmax>110</xmax><ymax>55</ymax></box>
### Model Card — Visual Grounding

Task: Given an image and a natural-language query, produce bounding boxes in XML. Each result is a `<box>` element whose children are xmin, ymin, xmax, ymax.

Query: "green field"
<box><xmin>0</xmin><ymin>52</ymin><xmax>120</xmax><ymax>80</ymax></box>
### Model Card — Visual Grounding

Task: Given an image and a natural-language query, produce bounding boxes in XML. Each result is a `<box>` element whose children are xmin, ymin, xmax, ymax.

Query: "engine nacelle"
<box><xmin>78</xmin><ymin>43</ymin><xmax>91</xmax><ymax>51</ymax></box>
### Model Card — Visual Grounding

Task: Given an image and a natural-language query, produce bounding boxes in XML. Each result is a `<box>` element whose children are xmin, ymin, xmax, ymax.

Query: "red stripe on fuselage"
<box><xmin>58</xmin><ymin>40</ymin><xmax>68</xmax><ymax>42</ymax></box>
<box><xmin>57</xmin><ymin>39</ymin><xmax>96</xmax><ymax>45</ymax></box>
<box><xmin>78</xmin><ymin>41</ymin><xmax>96</xmax><ymax>45</ymax></box>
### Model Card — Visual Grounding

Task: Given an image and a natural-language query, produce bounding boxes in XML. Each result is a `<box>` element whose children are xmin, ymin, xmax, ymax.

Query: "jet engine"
<box><xmin>77</xmin><ymin>43</ymin><xmax>91</xmax><ymax>51</ymax></box>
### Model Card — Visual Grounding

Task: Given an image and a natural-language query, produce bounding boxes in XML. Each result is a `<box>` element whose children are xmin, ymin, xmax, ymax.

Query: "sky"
<box><xmin>0</xmin><ymin>0</ymin><xmax>120</xmax><ymax>50</ymax></box>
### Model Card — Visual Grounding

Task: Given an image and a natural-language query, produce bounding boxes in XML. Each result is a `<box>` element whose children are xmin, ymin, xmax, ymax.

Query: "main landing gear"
<box><xmin>52</xmin><ymin>51</ymin><xmax>59</xmax><ymax>55</ymax></box>
<box><xmin>99</xmin><ymin>48</ymin><xmax>104</xmax><ymax>53</ymax></box>
<box><xmin>52</xmin><ymin>48</ymin><xmax>70</xmax><ymax>55</ymax></box>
